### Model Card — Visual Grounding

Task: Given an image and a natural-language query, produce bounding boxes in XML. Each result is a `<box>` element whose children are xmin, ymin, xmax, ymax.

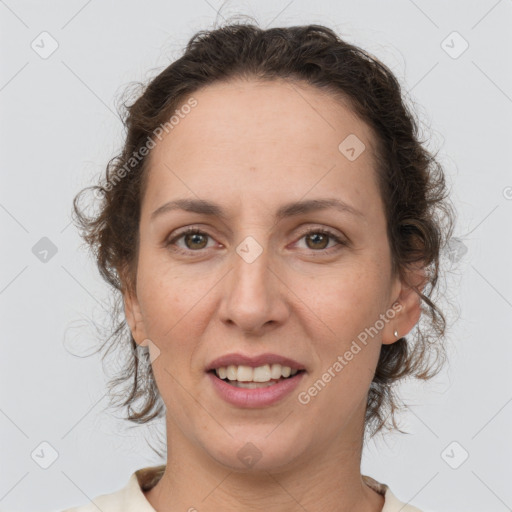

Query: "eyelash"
<box><xmin>165</xmin><ymin>226</ymin><xmax>347</xmax><ymax>256</ymax></box>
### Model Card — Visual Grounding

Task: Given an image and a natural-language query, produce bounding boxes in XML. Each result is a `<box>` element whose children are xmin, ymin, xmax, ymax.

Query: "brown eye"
<box><xmin>166</xmin><ymin>228</ymin><xmax>214</xmax><ymax>254</ymax></box>
<box><xmin>304</xmin><ymin>232</ymin><xmax>330</xmax><ymax>250</ymax></box>
<box><xmin>183</xmin><ymin>232</ymin><xmax>208</xmax><ymax>250</ymax></box>
<box><xmin>296</xmin><ymin>228</ymin><xmax>346</xmax><ymax>253</ymax></box>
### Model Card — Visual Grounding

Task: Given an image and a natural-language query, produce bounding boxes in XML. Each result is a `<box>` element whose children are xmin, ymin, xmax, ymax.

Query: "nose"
<box><xmin>217</xmin><ymin>243</ymin><xmax>290</xmax><ymax>335</ymax></box>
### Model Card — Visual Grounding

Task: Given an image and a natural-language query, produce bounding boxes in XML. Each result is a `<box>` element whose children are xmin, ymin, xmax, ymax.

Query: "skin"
<box><xmin>123</xmin><ymin>78</ymin><xmax>423</xmax><ymax>512</ymax></box>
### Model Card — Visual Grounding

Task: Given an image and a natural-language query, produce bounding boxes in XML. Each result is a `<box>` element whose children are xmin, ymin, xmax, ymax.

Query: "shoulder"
<box><xmin>60</xmin><ymin>466</ymin><xmax>165</xmax><ymax>512</ymax></box>
<box><xmin>363</xmin><ymin>475</ymin><xmax>424</xmax><ymax>512</ymax></box>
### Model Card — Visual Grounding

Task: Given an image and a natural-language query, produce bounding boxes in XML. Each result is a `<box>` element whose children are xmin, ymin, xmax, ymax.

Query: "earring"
<box><xmin>393</xmin><ymin>330</ymin><xmax>399</xmax><ymax>338</ymax></box>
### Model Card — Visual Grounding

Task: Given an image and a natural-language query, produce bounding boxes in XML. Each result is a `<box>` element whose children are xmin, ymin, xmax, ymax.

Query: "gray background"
<box><xmin>1</xmin><ymin>1</ymin><xmax>511</xmax><ymax>511</ymax></box>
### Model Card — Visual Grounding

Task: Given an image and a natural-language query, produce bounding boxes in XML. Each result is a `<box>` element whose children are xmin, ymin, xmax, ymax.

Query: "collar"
<box><xmin>128</xmin><ymin>465</ymin><xmax>422</xmax><ymax>512</ymax></box>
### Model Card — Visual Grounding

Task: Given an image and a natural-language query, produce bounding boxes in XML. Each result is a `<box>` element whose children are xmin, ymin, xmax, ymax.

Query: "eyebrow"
<box><xmin>150</xmin><ymin>197</ymin><xmax>365</xmax><ymax>222</ymax></box>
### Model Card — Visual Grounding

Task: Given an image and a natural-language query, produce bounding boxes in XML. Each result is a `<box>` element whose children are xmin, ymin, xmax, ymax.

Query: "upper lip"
<box><xmin>206</xmin><ymin>353</ymin><xmax>306</xmax><ymax>371</ymax></box>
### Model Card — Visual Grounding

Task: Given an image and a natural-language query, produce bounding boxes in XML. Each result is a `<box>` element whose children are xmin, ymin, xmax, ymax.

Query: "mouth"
<box><xmin>208</xmin><ymin>364</ymin><xmax>307</xmax><ymax>389</ymax></box>
<box><xmin>205</xmin><ymin>353</ymin><xmax>307</xmax><ymax>406</ymax></box>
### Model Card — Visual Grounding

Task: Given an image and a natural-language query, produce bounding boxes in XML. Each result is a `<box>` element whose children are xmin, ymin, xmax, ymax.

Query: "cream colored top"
<box><xmin>60</xmin><ymin>465</ymin><xmax>424</xmax><ymax>512</ymax></box>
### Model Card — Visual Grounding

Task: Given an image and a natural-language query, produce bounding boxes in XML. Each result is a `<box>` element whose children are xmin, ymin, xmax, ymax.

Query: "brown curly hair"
<box><xmin>72</xmin><ymin>18</ymin><xmax>456</xmax><ymax>446</ymax></box>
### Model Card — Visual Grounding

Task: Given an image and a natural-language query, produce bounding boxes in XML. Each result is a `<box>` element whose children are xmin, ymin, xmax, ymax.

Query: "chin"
<box><xmin>203</xmin><ymin>431</ymin><xmax>307</xmax><ymax>474</ymax></box>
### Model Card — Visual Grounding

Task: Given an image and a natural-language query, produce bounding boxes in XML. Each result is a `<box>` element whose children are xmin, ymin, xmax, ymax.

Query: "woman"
<box><xmin>68</xmin><ymin>19</ymin><xmax>455</xmax><ymax>512</ymax></box>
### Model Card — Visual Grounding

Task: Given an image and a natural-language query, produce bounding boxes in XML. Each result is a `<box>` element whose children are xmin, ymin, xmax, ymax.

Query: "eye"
<box><xmin>295</xmin><ymin>228</ymin><xmax>346</xmax><ymax>253</ymax></box>
<box><xmin>165</xmin><ymin>228</ymin><xmax>216</xmax><ymax>254</ymax></box>
<box><xmin>165</xmin><ymin>226</ymin><xmax>347</xmax><ymax>256</ymax></box>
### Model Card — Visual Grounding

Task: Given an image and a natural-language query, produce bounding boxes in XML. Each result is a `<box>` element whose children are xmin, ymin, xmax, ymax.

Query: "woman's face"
<box><xmin>124</xmin><ymin>79</ymin><xmax>420</xmax><ymax>471</ymax></box>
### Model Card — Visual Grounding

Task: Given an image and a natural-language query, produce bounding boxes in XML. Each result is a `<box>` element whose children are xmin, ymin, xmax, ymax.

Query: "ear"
<box><xmin>382</xmin><ymin>263</ymin><xmax>427</xmax><ymax>345</ymax></box>
<box><xmin>122</xmin><ymin>283</ymin><xmax>148</xmax><ymax>347</ymax></box>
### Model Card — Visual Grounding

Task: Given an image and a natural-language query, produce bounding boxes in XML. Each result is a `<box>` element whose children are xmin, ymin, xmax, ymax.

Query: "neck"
<box><xmin>144</xmin><ymin>413</ymin><xmax>383</xmax><ymax>512</ymax></box>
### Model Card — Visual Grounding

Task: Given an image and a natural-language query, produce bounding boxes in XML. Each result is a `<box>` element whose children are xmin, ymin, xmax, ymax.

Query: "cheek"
<box><xmin>135</xmin><ymin>258</ymin><xmax>190</xmax><ymax>344</ymax></box>
<box><xmin>137</xmin><ymin>246</ymin><xmax>199</xmax><ymax>316</ymax></box>
<box><xmin>295</xmin><ymin>269</ymin><xmax>385</xmax><ymax>424</ymax></box>
<box><xmin>296</xmin><ymin>261</ymin><xmax>389</xmax><ymax>340</ymax></box>
<box><xmin>294</xmin><ymin>261</ymin><xmax>388</xmax><ymax>398</ymax></box>
<box><xmin>135</xmin><ymin>251</ymin><xmax>219</xmax><ymax>362</ymax></box>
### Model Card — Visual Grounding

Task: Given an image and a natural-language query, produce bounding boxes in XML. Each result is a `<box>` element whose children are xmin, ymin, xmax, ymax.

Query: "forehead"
<box><xmin>143</xmin><ymin>79</ymin><xmax>382</xmax><ymax>219</ymax></box>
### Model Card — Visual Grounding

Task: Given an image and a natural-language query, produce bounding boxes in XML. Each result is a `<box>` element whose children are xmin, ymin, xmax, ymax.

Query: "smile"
<box><xmin>208</xmin><ymin>367</ymin><xmax>306</xmax><ymax>407</ymax></box>
<box><xmin>214</xmin><ymin>363</ymin><xmax>301</xmax><ymax>383</ymax></box>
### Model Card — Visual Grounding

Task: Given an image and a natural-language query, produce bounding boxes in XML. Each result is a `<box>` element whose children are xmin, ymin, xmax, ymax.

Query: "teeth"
<box><xmin>237</xmin><ymin>365</ymin><xmax>253</xmax><ymax>382</ymax></box>
<box><xmin>226</xmin><ymin>365</ymin><xmax>237</xmax><ymax>380</ymax></box>
<box><xmin>270</xmin><ymin>363</ymin><xmax>282</xmax><ymax>379</ymax></box>
<box><xmin>214</xmin><ymin>363</ymin><xmax>300</xmax><ymax>382</ymax></box>
<box><xmin>230</xmin><ymin>381</ymin><xmax>276</xmax><ymax>389</ymax></box>
<box><xmin>253</xmin><ymin>364</ymin><xmax>271</xmax><ymax>382</ymax></box>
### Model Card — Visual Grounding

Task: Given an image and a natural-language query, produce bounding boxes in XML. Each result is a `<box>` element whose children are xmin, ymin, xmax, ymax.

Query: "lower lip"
<box><xmin>207</xmin><ymin>371</ymin><xmax>305</xmax><ymax>408</ymax></box>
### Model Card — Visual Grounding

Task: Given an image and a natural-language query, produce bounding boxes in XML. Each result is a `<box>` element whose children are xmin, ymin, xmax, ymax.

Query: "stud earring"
<box><xmin>393</xmin><ymin>330</ymin><xmax>399</xmax><ymax>338</ymax></box>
